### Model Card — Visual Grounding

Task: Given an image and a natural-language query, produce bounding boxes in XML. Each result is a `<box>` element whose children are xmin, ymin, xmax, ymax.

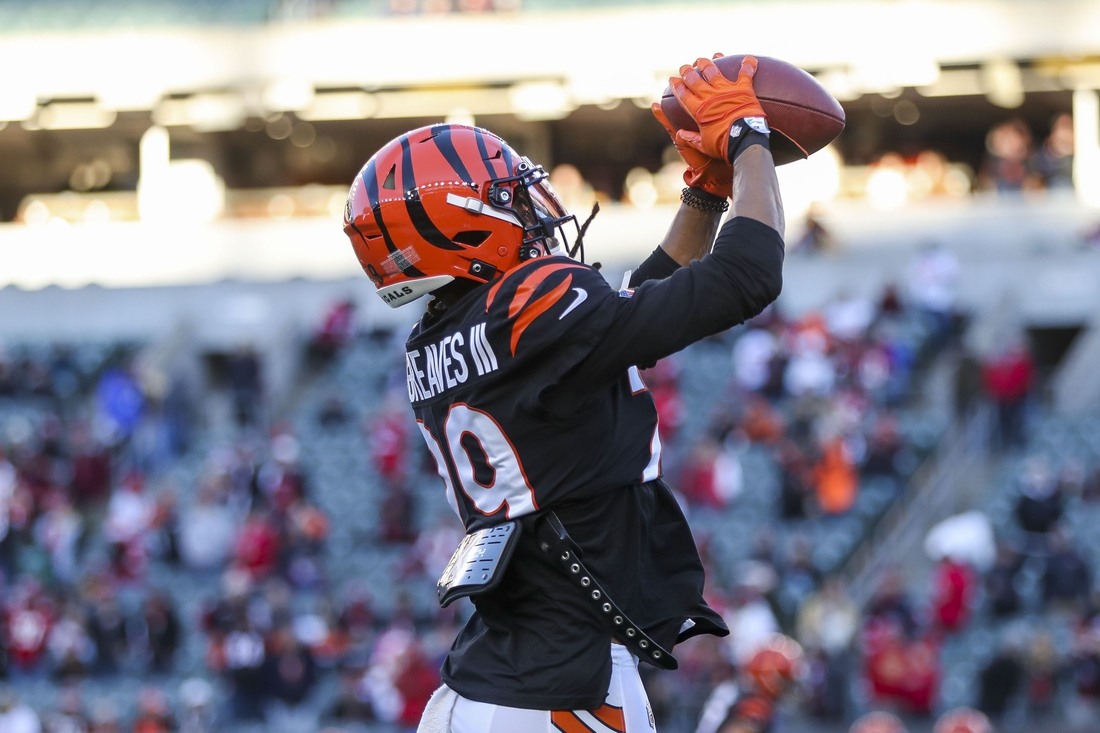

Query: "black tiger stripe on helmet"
<box><xmin>399</xmin><ymin>135</ymin><xmax>464</xmax><ymax>252</ymax></box>
<box><xmin>429</xmin><ymin>124</ymin><xmax>475</xmax><ymax>186</ymax></box>
<box><xmin>361</xmin><ymin>151</ymin><xmax>427</xmax><ymax>277</ymax></box>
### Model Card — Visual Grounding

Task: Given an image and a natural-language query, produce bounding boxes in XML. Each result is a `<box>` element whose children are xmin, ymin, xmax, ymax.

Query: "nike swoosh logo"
<box><xmin>559</xmin><ymin>287</ymin><xmax>587</xmax><ymax>319</ymax></box>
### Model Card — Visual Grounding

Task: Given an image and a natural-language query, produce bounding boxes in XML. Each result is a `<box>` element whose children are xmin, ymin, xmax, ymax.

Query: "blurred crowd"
<box><xmin>385</xmin><ymin>0</ymin><xmax>521</xmax><ymax>14</ymax></box>
<box><xmin>551</xmin><ymin>111</ymin><xmax>1078</xmax><ymax>218</ymax></box>
<box><xmin>831</xmin><ymin>443</ymin><xmax>1100</xmax><ymax>732</ymax></box>
<box><xmin>0</xmin><ymin>326</ymin><xmax>450</xmax><ymax>733</ymax></box>
<box><xmin>0</xmin><ymin>240</ymin><xmax>1088</xmax><ymax>733</ymax></box>
<box><xmin>610</xmin><ymin>245</ymin><xmax>959</xmax><ymax>730</ymax></box>
<box><xmin>674</xmin><ymin>243</ymin><xmax>963</xmax><ymax>520</ymax></box>
<box><xmin>978</xmin><ymin>115</ymin><xmax>1075</xmax><ymax>195</ymax></box>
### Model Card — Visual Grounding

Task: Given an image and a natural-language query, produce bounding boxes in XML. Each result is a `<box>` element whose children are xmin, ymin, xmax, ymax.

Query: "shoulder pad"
<box><xmin>482</xmin><ymin>257</ymin><xmax>610</xmax><ymax>357</ymax></box>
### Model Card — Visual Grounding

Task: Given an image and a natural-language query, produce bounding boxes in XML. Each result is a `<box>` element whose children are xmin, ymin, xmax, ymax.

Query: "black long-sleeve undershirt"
<box><xmin>627</xmin><ymin>245</ymin><xmax>680</xmax><ymax>288</ymax></box>
<box><xmin>564</xmin><ymin>215</ymin><xmax>783</xmax><ymax>392</ymax></box>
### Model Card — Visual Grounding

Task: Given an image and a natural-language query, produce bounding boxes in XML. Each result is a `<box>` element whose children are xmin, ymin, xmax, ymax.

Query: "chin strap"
<box><xmin>568</xmin><ymin>201</ymin><xmax>601</xmax><ymax>262</ymax></box>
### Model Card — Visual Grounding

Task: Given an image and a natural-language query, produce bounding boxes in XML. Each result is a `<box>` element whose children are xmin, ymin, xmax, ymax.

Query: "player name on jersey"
<box><xmin>405</xmin><ymin>322</ymin><xmax>499</xmax><ymax>403</ymax></box>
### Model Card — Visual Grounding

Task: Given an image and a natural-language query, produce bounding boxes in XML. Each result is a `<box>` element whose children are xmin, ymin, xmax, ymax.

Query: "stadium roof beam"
<box><xmin>1</xmin><ymin>0</ymin><xmax>1099</xmax><ymax>123</ymax></box>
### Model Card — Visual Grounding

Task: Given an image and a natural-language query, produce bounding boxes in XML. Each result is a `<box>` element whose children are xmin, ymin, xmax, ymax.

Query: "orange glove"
<box><xmin>670</xmin><ymin>55</ymin><xmax>767</xmax><ymax>161</ymax></box>
<box><xmin>652</xmin><ymin>103</ymin><xmax>732</xmax><ymax>199</ymax></box>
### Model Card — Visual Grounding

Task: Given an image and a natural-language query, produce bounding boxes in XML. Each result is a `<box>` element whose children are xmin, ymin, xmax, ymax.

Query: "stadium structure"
<box><xmin>1</xmin><ymin>2</ymin><xmax>1100</xmax><ymax>732</ymax></box>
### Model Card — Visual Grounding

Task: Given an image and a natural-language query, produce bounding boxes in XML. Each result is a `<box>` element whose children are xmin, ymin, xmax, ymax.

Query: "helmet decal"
<box><xmin>381</xmin><ymin>246</ymin><xmax>421</xmax><ymax>276</ymax></box>
<box><xmin>360</xmin><ymin>155</ymin><xmax>428</xmax><ymax>278</ymax></box>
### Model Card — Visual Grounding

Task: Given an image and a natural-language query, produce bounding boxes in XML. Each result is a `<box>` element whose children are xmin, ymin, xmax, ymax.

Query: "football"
<box><xmin>660</xmin><ymin>55</ymin><xmax>846</xmax><ymax>166</ymax></box>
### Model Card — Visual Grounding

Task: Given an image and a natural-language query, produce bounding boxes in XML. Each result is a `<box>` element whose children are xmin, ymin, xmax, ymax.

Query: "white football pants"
<box><xmin>448</xmin><ymin>644</ymin><xmax>656</xmax><ymax>733</ymax></box>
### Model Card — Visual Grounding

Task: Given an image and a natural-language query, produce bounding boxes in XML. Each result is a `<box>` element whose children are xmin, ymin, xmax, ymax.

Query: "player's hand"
<box><xmin>670</xmin><ymin>55</ymin><xmax>767</xmax><ymax>162</ymax></box>
<box><xmin>652</xmin><ymin>103</ymin><xmax>732</xmax><ymax>199</ymax></box>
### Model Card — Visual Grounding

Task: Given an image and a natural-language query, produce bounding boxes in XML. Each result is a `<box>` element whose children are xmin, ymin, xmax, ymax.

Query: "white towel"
<box><xmin>416</xmin><ymin>684</ymin><xmax>459</xmax><ymax>733</ymax></box>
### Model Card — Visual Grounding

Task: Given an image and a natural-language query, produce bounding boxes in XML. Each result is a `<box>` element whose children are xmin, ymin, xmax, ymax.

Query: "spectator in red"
<box><xmin>641</xmin><ymin>359</ymin><xmax>682</xmax><ymax>443</ymax></box>
<box><xmin>863</xmin><ymin>622</ymin><xmax>940</xmax><ymax>714</ymax></box>
<box><xmin>339</xmin><ymin>583</ymin><xmax>376</xmax><ymax>644</ymax></box>
<box><xmin>311</xmin><ymin>299</ymin><xmax>357</xmax><ymax>362</ymax></box>
<box><xmin>863</xmin><ymin>571</ymin><xmax>941</xmax><ymax>714</ymax></box>
<box><xmin>679</xmin><ymin>441</ymin><xmax>721</xmax><ymax>509</ymax></box>
<box><xmin>131</xmin><ymin>688</ymin><xmax>174</xmax><ymax>733</ymax></box>
<box><xmin>982</xmin><ymin>340</ymin><xmax>1035</xmax><ymax>451</ymax></box>
<box><xmin>234</xmin><ymin>510</ymin><xmax>281</xmax><ymax>579</ymax></box>
<box><xmin>379</xmin><ymin>483</ymin><xmax>417</xmax><ymax>545</ymax></box>
<box><xmin>369</xmin><ymin>400</ymin><xmax>410</xmax><ymax>485</ymax></box>
<box><xmin>5</xmin><ymin>581</ymin><xmax>54</xmax><ymax>670</ymax></box>
<box><xmin>68</xmin><ymin>422</ymin><xmax>110</xmax><ymax>507</ymax></box>
<box><xmin>393</xmin><ymin>644</ymin><xmax>441</xmax><ymax>728</ymax></box>
<box><xmin>931</xmin><ymin>556</ymin><xmax>976</xmax><ymax>633</ymax></box>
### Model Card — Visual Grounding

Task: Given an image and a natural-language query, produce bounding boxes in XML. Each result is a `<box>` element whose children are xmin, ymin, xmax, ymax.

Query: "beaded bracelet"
<box><xmin>681</xmin><ymin>187</ymin><xmax>730</xmax><ymax>213</ymax></box>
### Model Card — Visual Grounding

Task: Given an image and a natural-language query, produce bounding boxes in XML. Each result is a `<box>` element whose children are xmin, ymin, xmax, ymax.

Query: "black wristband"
<box><xmin>681</xmin><ymin>187</ymin><xmax>730</xmax><ymax>213</ymax></box>
<box><xmin>727</xmin><ymin>117</ymin><xmax>771</xmax><ymax>163</ymax></box>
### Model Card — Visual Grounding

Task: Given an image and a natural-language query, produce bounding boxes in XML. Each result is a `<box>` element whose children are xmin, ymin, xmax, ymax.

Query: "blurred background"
<box><xmin>1</xmin><ymin>1</ymin><xmax>1100</xmax><ymax>732</ymax></box>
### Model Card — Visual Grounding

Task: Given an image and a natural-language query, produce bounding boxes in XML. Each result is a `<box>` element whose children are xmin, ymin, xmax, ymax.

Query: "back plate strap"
<box><xmin>533</xmin><ymin>512</ymin><xmax>677</xmax><ymax>670</ymax></box>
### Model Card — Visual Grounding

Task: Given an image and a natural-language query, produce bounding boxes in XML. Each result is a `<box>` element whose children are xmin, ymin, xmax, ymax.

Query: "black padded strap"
<box><xmin>532</xmin><ymin>513</ymin><xmax>678</xmax><ymax>670</ymax></box>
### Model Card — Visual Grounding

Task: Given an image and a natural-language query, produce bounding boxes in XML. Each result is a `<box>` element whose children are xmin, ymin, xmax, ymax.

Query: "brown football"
<box><xmin>661</xmin><ymin>55</ymin><xmax>845</xmax><ymax>166</ymax></box>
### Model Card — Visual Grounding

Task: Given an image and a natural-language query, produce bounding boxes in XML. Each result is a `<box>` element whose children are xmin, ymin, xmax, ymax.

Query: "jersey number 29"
<box><xmin>417</xmin><ymin>403</ymin><xmax>538</xmax><ymax>521</ymax></box>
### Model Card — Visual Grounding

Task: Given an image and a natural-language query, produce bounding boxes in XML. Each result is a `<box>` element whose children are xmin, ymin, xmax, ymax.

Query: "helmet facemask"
<box><xmin>486</xmin><ymin>158</ymin><xmax>579</xmax><ymax>262</ymax></box>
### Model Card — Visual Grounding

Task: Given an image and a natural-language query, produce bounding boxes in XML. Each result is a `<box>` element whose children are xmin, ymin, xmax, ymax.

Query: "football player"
<box><xmin>694</xmin><ymin>635</ymin><xmax>803</xmax><ymax>733</ymax></box>
<box><xmin>344</xmin><ymin>55</ymin><xmax>784</xmax><ymax>732</ymax></box>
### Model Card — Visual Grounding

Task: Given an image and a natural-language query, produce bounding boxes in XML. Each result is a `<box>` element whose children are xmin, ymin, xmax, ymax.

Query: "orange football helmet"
<box><xmin>741</xmin><ymin>634</ymin><xmax>803</xmax><ymax>699</ymax></box>
<box><xmin>344</xmin><ymin>124</ymin><xmax>578</xmax><ymax>308</ymax></box>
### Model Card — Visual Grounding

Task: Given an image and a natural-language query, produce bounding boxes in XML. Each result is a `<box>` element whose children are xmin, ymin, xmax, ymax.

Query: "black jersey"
<box><xmin>406</xmin><ymin>257</ymin><xmax>662</xmax><ymax>530</ymax></box>
<box><xmin>406</xmin><ymin>216</ymin><xmax>785</xmax><ymax>711</ymax></box>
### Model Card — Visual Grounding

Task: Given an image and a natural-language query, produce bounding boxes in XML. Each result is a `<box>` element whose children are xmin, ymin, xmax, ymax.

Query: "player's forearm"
<box><xmin>656</xmin><ymin>203</ymin><xmax>722</xmax><ymax>266</ymax></box>
<box><xmin>731</xmin><ymin>145</ymin><xmax>784</xmax><ymax>234</ymax></box>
